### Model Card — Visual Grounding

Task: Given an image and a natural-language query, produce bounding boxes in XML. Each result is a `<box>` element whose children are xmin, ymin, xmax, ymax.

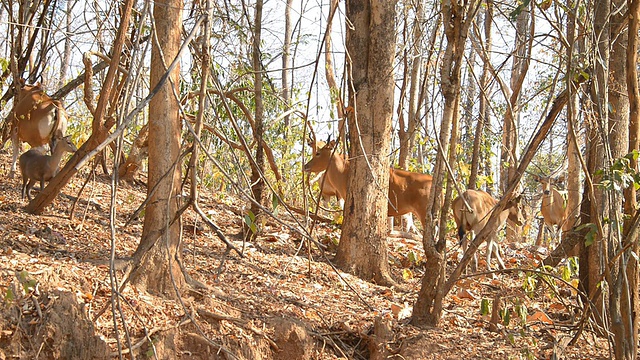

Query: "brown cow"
<box><xmin>303</xmin><ymin>140</ymin><xmax>432</xmax><ymax>230</ymax></box>
<box><xmin>10</xmin><ymin>82</ymin><xmax>68</xmax><ymax>178</ymax></box>
<box><xmin>452</xmin><ymin>189</ymin><xmax>525</xmax><ymax>272</ymax></box>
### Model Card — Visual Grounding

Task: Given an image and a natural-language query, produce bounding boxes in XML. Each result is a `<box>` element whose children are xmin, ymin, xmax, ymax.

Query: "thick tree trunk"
<box><xmin>334</xmin><ymin>0</ymin><xmax>396</xmax><ymax>285</ymax></box>
<box><xmin>130</xmin><ymin>0</ymin><xmax>184</xmax><ymax>296</ymax></box>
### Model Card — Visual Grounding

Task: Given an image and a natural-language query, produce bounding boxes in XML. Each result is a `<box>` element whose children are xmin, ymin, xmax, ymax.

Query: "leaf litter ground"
<box><xmin>0</xmin><ymin>152</ymin><xmax>609</xmax><ymax>359</ymax></box>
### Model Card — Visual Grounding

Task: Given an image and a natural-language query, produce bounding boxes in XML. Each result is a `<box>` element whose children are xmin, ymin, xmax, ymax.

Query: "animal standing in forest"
<box><xmin>452</xmin><ymin>189</ymin><xmax>525</xmax><ymax>272</ymax></box>
<box><xmin>19</xmin><ymin>135</ymin><xmax>77</xmax><ymax>200</ymax></box>
<box><xmin>306</xmin><ymin>137</ymin><xmax>344</xmax><ymax>209</ymax></box>
<box><xmin>9</xmin><ymin>81</ymin><xmax>68</xmax><ymax>178</ymax></box>
<box><xmin>303</xmin><ymin>140</ymin><xmax>432</xmax><ymax>230</ymax></box>
<box><xmin>534</xmin><ymin>175</ymin><xmax>567</xmax><ymax>245</ymax></box>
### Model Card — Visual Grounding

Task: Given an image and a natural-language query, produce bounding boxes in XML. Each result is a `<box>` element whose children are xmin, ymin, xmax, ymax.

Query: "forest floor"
<box><xmin>0</xmin><ymin>150</ymin><xmax>611</xmax><ymax>359</ymax></box>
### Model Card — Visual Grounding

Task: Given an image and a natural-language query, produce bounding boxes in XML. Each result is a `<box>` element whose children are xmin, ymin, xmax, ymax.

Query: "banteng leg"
<box><xmin>485</xmin><ymin>239</ymin><xmax>506</xmax><ymax>272</ymax></box>
<box><xmin>10</xmin><ymin>126</ymin><xmax>20</xmax><ymax>178</ymax></box>
<box><xmin>459</xmin><ymin>232</ymin><xmax>479</xmax><ymax>273</ymax></box>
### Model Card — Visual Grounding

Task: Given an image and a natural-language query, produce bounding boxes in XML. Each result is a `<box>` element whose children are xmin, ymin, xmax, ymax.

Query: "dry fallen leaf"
<box><xmin>527</xmin><ymin>310</ymin><xmax>553</xmax><ymax>325</ymax></box>
<box><xmin>390</xmin><ymin>303</ymin><xmax>402</xmax><ymax>317</ymax></box>
<box><xmin>457</xmin><ymin>288</ymin><xmax>477</xmax><ymax>300</ymax></box>
<box><xmin>549</xmin><ymin>302</ymin><xmax>565</xmax><ymax>311</ymax></box>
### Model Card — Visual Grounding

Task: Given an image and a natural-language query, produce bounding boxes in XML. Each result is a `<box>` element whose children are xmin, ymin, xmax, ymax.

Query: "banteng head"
<box><xmin>303</xmin><ymin>140</ymin><xmax>337</xmax><ymax>173</ymax></box>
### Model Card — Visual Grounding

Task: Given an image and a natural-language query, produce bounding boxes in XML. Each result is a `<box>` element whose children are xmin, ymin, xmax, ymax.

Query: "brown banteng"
<box><xmin>303</xmin><ymin>140</ymin><xmax>432</xmax><ymax>229</ymax></box>
<box><xmin>452</xmin><ymin>189</ymin><xmax>525</xmax><ymax>272</ymax></box>
<box><xmin>10</xmin><ymin>82</ymin><xmax>68</xmax><ymax>178</ymax></box>
<box><xmin>306</xmin><ymin>137</ymin><xmax>343</xmax><ymax>208</ymax></box>
<box><xmin>534</xmin><ymin>175</ymin><xmax>567</xmax><ymax>244</ymax></box>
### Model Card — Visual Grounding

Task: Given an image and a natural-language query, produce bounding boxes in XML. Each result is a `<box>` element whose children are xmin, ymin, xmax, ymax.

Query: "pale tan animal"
<box><xmin>303</xmin><ymin>140</ymin><xmax>433</xmax><ymax>228</ymax></box>
<box><xmin>452</xmin><ymin>189</ymin><xmax>525</xmax><ymax>272</ymax></box>
<box><xmin>19</xmin><ymin>135</ymin><xmax>77</xmax><ymax>200</ymax></box>
<box><xmin>306</xmin><ymin>137</ymin><xmax>343</xmax><ymax>208</ymax></box>
<box><xmin>10</xmin><ymin>82</ymin><xmax>68</xmax><ymax>178</ymax></box>
<box><xmin>534</xmin><ymin>175</ymin><xmax>567</xmax><ymax>243</ymax></box>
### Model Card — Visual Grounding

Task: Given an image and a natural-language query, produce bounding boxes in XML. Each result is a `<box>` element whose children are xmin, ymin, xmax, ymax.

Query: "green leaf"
<box><xmin>561</xmin><ymin>265</ymin><xmax>571</xmax><ymax>282</ymax></box>
<box><xmin>501</xmin><ymin>308</ymin><xmax>511</xmax><ymax>326</ymax></box>
<box><xmin>509</xmin><ymin>0</ymin><xmax>531</xmax><ymax>21</ymax></box>
<box><xmin>4</xmin><ymin>287</ymin><xmax>15</xmax><ymax>302</ymax></box>
<box><xmin>576</xmin><ymin>223</ymin><xmax>597</xmax><ymax>247</ymax></box>
<box><xmin>516</xmin><ymin>303</ymin><xmax>528</xmax><ymax>325</ymax></box>
<box><xmin>480</xmin><ymin>298</ymin><xmax>490</xmax><ymax>316</ymax></box>
<box><xmin>0</xmin><ymin>58</ymin><xmax>8</xmax><ymax>73</ymax></box>
<box><xmin>407</xmin><ymin>251</ymin><xmax>417</xmax><ymax>264</ymax></box>
<box><xmin>578</xmin><ymin>70</ymin><xmax>590</xmax><ymax>81</ymax></box>
<box><xmin>244</xmin><ymin>212</ymin><xmax>257</xmax><ymax>234</ymax></box>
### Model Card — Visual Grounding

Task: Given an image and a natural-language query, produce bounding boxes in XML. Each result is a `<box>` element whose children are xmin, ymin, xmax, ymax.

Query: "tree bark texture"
<box><xmin>247</xmin><ymin>0</ymin><xmax>267</xmax><ymax>241</ymax></box>
<box><xmin>398</xmin><ymin>1</ymin><xmax>423</xmax><ymax>170</ymax></box>
<box><xmin>335</xmin><ymin>0</ymin><xmax>396</xmax><ymax>285</ymax></box>
<box><xmin>579</xmin><ymin>0</ymin><xmax>610</xmax><ymax>332</ymax></box>
<box><xmin>502</xmin><ymin>2</ymin><xmax>531</xmax><ymax>243</ymax></box>
<box><xmin>130</xmin><ymin>0</ymin><xmax>184</xmax><ymax>296</ymax></box>
<box><xmin>412</xmin><ymin>0</ymin><xmax>480</xmax><ymax>326</ymax></box>
<box><xmin>622</xmin><ymin>0</ymin><xmax>640</xmax><ymax>357</ymax></box>
<box><xmin>469</xmin><ymin>2</ymin><xmax>493</xmax><ymax>189</ymax></box>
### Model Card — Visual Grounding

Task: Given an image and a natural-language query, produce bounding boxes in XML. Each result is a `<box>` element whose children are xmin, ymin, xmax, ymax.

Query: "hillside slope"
<box><xmin>0</xmin><ymin>151</ymin><xmax>607</xmax><ymax>359</ymax></box>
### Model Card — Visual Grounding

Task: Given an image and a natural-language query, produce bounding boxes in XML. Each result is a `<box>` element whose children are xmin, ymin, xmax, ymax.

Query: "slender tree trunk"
<box><xmin>282</xmin><ymin>0</ymin><xmax>292</xmax><ymax>133</ymax></box>
<box><xmin>469</xmin><ymin>1</ymin><xmax>492</xmax><ymax>189</ymax></box>
<box><xmin>324</xmin><ymin>0</ymin><xmax>345</xmax><ymax>139</ymax></box>
<box><xmin>247</xmin><ymin>0</ymin><xmax>266</xmax><ymax>241</ymax></box>
<box><xmin>398</xmin><ymin>1</ymin><xmax>423</xmax><ymax>170</ymax></box>
<box><xmin>130</xmin><ymin>0</ymin><xmax>184</xmax><ymax>295</ymax></box>
<box><xmin>554</xmin><ymin>0</ymin><xmax>583</xmax><ymax>268</ymax></box>
<box><xmin>412</xmin><ymin>0</ymin><xmax>480</xmax><ymax>327</ymax></box>
<box><xmin>609</xmin><ymin>0</ymin><xmax>634</xmax><ymax>357</ymax></box>
<box><xmin>461</xmin><ymin>45</ymin><xmax>476</xmax><ymax>168</ymax></box>
<box><xmin>622</xmin><ymin>0</ymin><xmax>640</xmax><ymax>357</ymax></box>
<box><xmin>580</xmin><ymin>0</ymin><xmax>610</xmax><ymax>332</ymax></box>
<box><xmin>563</xmin><ymin>0</ymin><xmax>581</xmax><ymax>234</ymax></box>
<box><xmin>58</xmin><ymin>0</ymin><xmax>73</xmax><ymax>89</ymax></box>
<box><xmin>502</xmin><ymin>2</ymin><xmax>532</xmax><ymax>242</ymax></box>
<box><xmin>335</xmin><ymin>0</ymin><xmax>396</xmax><ymax>286</ymax></box>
